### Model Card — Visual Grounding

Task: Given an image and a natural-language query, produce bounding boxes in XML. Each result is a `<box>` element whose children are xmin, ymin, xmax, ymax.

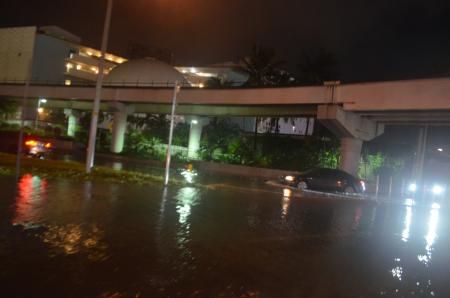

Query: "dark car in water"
<box><xmin>280</xmin><ymin>168</ymin><xmax>365</xmax><ymax>194</ymax></box>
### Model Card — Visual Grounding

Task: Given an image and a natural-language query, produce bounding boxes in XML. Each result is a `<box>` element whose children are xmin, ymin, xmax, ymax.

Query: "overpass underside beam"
<box><xmin>26</xmin><ymin>99</ymin><xmax>317</xmax><ymax>117</ymax></box>
<box><xmin>317</xmin><ymin>105</ymin><xmax>384</xmax><ymax>175</ymax></box>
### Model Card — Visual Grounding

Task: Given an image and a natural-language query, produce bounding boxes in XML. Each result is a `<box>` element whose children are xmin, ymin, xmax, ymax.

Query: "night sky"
<box><xmin>1</xmin><ymin>0</ymin><xmax>450</xmax><ymax>82</ymax></box>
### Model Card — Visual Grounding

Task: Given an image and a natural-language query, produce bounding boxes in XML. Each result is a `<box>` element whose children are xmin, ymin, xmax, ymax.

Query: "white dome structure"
<box><xmin>104</xmin><ymin>57</ymin><xmax>187</xmax><ymax>87</ymax></box>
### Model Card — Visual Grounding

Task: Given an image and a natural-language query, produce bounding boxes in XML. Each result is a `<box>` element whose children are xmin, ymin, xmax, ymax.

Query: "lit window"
<box><xmin>65</xmin><ymin>80</ymin><xmax>71</xmax><ymax>86</ymax></box>
<box><xmin>86</xmin><ymin>51</ymin><xmax>93</xmax><ymax>56</ymax></box>
<box><xmin>116</xmin><ymin>58</ymin><xmax>124</xmax><ymax>64</ymax></box>
<box><xmin>66</xmin><ymin>63</ymin><xmax>73</xmax><ymax>70</ymax></box>
<box><xmin>76</xmin><ymin>64</ymin><xmax>82</xmax><ymax>70</ymax></box>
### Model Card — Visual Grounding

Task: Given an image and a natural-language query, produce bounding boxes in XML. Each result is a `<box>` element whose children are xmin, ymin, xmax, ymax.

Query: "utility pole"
<box><xmin>85</xmin><ymin>0</ymin><xmax>113</xmax><ymax>173</ymax></box>
<box><xmin>164</xmin><ymin>81</ymin><xmax>181</xmax><ymax>186</ymax></box>
<box><xmin>15</xmin><ymin>28</ymin><xmax>36</xmax><ymax>181</ymax></box>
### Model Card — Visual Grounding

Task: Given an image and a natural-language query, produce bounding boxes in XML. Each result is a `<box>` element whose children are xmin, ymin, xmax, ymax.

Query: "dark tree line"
<box><xmin>206</xmin><ymin>44</ymin><xmax>339</xmax><ymax>87</ymax></box>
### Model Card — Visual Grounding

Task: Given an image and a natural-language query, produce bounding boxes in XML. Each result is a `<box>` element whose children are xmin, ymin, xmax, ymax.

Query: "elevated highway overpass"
<box><xmin>1</xmin><ymin>77</ymin><xmax>450</xmax><ymax>174</ymax></box>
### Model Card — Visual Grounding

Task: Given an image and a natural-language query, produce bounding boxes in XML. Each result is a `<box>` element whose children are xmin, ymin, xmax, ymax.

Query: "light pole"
<box><xmin>164</xmin><ymin>81</ymin><xmax>181</xmax><ymax>186</ymax></box>
<box><xmin>34</xmin><ymin>98</ymin><xmax>47</xmax><ymax>129</ymax></box>
<box><xmin>85</xmin><ymin>0</ymin><xmax>113</xmax><ymax>173</ymax></box>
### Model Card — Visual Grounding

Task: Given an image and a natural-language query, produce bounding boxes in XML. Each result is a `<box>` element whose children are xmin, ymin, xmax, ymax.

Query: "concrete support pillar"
<box><xmin>187</xmin><ymin>116</ymin><xmax>209</xmax><ymax>159</ymax></box>
<box><xmin>64</xmin><ymin>109</ymin><xmax>78</xmax><ymax>137</ymax></box>
<box><xmin>110</xmin><ymin>110</ymin><xmax>127</xmax><ymax>153</ymax></box>
<box><xmin>317</xmin><ymin>104</ymin><xmax>384</xmax><ymax>175</ymax></box>
<box><xmin>108</xmin><ymin>102</ymin><xmax>134</xmax><ymax>154</ymax></box>
<box><xmin>340</xmin><ymin>137</ymin><xmax>363</xmax><ymax>176</ymax></box>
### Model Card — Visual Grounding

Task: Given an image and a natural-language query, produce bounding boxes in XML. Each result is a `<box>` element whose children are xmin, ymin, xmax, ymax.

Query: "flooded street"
<box><xmin>0</xmin><ymin>175</ymin><xmax>449</xmax><ymax>297</ymax></box>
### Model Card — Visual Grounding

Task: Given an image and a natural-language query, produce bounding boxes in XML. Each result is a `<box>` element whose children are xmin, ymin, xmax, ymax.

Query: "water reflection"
<box><xmin>40</xmin><ymin>223</ymin><xmax>109</xmax><ymax>261</ymax></box>
<box><xmin>425</xmin><ymin>205</ymin><xmax>439</xmax><ymax>251</ymax></box>
<box><xmin>401</xmin><ymin>204</ymin><xmax>413</xmax><ymax>242</ymax></box>
<box><xmin>281</xmin><ymin>189</ymin><xmax>291</xmax><ymax>221</ymax></box>
<box><xmin>13</xmin><ymin>174</ymin><xmax>48</xmax><ymax>224</ymax></box>
<box><xmin>391</xmin><ymin>266</ymin><xmax>403</xmax><ymax>281</ymax></box>
<box><xmin>83</xmin><ymin>180</ymin><xmax>92</xmax><ymax>200</ymax></box>
<box><xmin>351</xmin><ymin>206</ymin><xmax>363</xmax><ymax>230</ymax></box>
<box><xmin>176</xmin><ymin>187</ymin><xmax>199</xmax><ymax>226</ymax></box>
<box><xmin>418</xmin><ymin>203</ymin><xmax>440</xmax><ymax>266</ymax></box>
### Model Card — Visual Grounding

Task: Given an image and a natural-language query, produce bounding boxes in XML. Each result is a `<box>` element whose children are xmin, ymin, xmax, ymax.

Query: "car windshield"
<box><xmin>300</xmin><ymin>168</ymin><xmax>332</xmax><ymax>176</ymax></box>
<box><xmin>299</xmin><ymin>168</ymin><xmax>353</xmax><ymax>179</ymax></box>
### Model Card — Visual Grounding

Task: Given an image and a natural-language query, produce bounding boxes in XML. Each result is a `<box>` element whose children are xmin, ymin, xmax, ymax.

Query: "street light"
<box><xmin>35</xmin><ymin>98</ymin><xmax>47</xmax><ymax>129</ymax></box>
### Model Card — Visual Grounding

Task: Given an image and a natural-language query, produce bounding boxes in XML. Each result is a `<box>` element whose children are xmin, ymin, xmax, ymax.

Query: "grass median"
<box><xmin>0</xmin><ymin>153</ymin><xmax>187</xmax><ymax>186</ymax></box>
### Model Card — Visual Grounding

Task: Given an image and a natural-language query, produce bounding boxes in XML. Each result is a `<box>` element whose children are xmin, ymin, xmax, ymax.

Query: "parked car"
<box><xmin>23</xmin><ymin>138</ymin><xmax>52</xmax><ymax>158</ymax></box>
<box><xmin>0</xmin><ymin>131</ymin><xmax>52</xmax><ymax>158</ymax></box>
<box><xmin>280</xmin><ymin>168</ymin><xmax>366</xmax><ymax>194</ymax></box>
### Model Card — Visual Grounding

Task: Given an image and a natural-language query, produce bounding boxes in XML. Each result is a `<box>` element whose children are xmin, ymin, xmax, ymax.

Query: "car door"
<box><xmin>305</xmin><ymin>169</ymin><xmax>334</xmax><ymax>192</ymax></box>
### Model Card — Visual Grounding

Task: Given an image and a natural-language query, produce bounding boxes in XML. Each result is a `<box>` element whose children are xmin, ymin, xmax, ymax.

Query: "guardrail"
<box><xmin>0</xmin><ymin>79</ymin><xmax>314</xmax><ymax>89</ymax></box>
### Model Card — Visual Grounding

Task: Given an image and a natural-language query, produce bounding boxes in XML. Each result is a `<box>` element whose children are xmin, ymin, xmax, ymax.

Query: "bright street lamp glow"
<box><xmin>37</xmin><ymin>107</ymin><xmax>44</xmax><ymax>113</ymax></box>
<box><xmin>437</xmin><ymin>148</ymin><xmax>444</xmax><ymax>152</ymax></box>
<box><xmin>408</xmin><ymin>183</ymin><xmax>417</xmax><ymax>192</ymax></box>
<box><xmin>432</xmin><ymin>184</ymin><xmax>444</xmax><ymax>195</ymax></box>
<box><xmin>39</xmin><ymin>98</ymin><xmax>47</xmax><ymax>103</ymax></box>
<box><xmin>191</xmin><ymin>119</ymin><xmax>198</xmax><ymax>124</ymax></box>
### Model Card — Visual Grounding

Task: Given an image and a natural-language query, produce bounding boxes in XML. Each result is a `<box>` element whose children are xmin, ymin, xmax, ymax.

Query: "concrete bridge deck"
<box><xmin>0</xmin><ymin>77</ymin><xmax>450</xmax><ymax>116</ymax></box>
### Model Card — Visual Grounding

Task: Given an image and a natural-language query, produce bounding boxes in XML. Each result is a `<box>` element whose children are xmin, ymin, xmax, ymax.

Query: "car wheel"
<box><xmin>297</xmin><ymin>181</ymin><xmax>308</xmax><ymax>190</ymax></box>
<box><xmin>344</xmin><ymin>186</ymin><xmax>355</xmax><ymax>194</ymax></box>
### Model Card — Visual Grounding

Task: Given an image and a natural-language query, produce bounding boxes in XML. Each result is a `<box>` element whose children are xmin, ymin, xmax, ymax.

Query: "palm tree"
<box><xmin>240</xmin><ymin>45</ymin><xmax>287</xmax><ymax>86</ymax></box>
<box><xmin>204</xmin><ymin>77</ymin><xmax>235</xmax><ymax>88</ymax></box>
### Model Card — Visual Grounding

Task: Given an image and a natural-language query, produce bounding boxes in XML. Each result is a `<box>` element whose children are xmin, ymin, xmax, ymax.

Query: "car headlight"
<box><xmin>284</xmin><ymin>175</ymin><xmax>295</xmax><ymax>182</ymax></box>
<box><xmin>431</xmin><ymin>184</ymin><xmax>445</xmax><ymax>195</ymax></box>
<box><xmin>408</xmin><ymin>183</ymin><xmax>417</xmax><ymax>192</ymax></box>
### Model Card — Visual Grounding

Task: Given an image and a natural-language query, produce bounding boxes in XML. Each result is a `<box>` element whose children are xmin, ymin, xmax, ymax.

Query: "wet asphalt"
<box><xmin>0</xmin><ymin>171</ymin><xmax>449</xmax><ymax>297</ymax></box>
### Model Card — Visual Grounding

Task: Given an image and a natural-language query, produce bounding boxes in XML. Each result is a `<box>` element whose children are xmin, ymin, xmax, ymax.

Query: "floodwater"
<box><xmin>0</xmin><ymin>175</ymin><xmax>449</xmax><ymax>297</ymax></box>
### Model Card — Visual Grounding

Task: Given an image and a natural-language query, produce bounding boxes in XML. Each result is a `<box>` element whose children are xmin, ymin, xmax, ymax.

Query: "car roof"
<box><xmin>300</xmin><ymin>168</ymin><xmax>354</xmax><ymax>178</ymax></box>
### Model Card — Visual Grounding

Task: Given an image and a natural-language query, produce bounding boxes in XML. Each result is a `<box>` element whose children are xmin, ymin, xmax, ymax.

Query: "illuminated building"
<box><xmin>0</xmin><ymin>26</ymin><xmax>126</xmax><ymax>85</ymax></box>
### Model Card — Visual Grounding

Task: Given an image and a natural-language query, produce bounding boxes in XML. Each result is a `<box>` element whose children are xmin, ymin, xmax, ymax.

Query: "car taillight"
<box><xmin>45</xmin><ymin>142</ymin><xmax>52</xmax><ymax>149</ymax></box>
<box><xmin>25</xmin><ymin>140</ymin><xmax>38</xmax><ymax>147</ymax></box>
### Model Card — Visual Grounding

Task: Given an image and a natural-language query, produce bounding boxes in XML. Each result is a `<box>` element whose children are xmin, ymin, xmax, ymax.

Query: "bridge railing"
<box><xmin>0</xmin><ymin>78</ymin><xmax>249</xmax><ymax>88</ymax></box>
<box><xmin>0</xmin><ymin>78</ymin><xmax>314</xmax><ymax>89</ymax></box>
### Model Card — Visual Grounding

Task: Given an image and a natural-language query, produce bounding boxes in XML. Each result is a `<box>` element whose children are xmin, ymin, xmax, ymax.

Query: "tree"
<box><xmin>240</xmin><ymin>45</ymin><xmax>292</xmax><ymax>86</ymax></box>
<box><xmin>200</xmin><ymin>118</ymin><xmax>240</xmax><ymax>160</ymax></box>
<box><xmin>0</xmin><ymin>98</ymin><xmax>19</xmax><ymax>119</ymax></box>
<box><xmin>204</xmin><ymin>77</ymin><xmax>234</xmax><ymax>88</ymax></box>
<box><xmin>297</xmin><ymin>48</ymin><xmax>339</xmax><ymax>85</ymax></box>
